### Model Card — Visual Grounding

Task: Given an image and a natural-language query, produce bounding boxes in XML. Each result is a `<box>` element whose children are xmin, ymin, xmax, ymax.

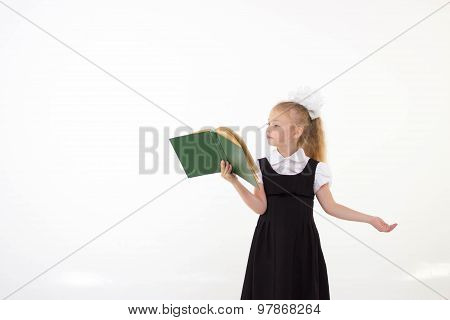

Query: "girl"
<box><xmin>220</xmin><ymin>89</ymin><xmax>398</xmax><ymax>300</ymax></box>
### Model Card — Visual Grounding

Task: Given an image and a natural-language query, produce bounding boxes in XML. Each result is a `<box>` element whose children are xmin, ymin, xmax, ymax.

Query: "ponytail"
<box><xmin>297</xmin><ymin>117</ymin><xmax>327</xmax><ymax>162</ymax></box>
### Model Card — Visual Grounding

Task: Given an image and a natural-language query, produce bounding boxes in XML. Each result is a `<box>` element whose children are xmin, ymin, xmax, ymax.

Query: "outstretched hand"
<box><xmin>369</xmin><ymin>216</ymin><xmax>398</xmax><ymax>232</ymax></box>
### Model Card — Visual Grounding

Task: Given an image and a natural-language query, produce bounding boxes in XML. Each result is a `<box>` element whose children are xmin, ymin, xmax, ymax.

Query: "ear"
<box><xmin>295</xmin><ymin>125</ymin><xmax>304</xmax><ymax>139</ymax></box>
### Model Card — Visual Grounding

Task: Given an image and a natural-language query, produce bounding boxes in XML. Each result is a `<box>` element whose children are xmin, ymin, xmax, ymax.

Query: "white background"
<box><xmin>0</xmin><ymin>0</ymin><xmax>449</xmax><ymax>299</ymax></box>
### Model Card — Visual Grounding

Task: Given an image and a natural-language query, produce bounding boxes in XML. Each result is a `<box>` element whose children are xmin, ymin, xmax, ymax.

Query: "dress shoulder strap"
<box><xmin>301</xmin><ymin>157</ymin><xmax>319</xmax><ymax>177</ymax></box>
<box><xmin>257</xmin><ymin>158</ymin><xmax>264</xmax><ymax>174</ymax></box>
<box><xmin>257</xmin><ymin>157</ymin><xmax>269</xmax><ymax>174</ymax></box>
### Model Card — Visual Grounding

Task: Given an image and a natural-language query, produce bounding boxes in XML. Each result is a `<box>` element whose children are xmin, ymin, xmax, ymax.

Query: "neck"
<box><xmin>276</xmin><ymin>144</ymin><xmax>299</xmax><ymax>158</ymax></box>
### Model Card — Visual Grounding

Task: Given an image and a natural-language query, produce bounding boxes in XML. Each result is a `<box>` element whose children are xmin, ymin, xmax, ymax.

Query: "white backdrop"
<box><xmin>0</xmin><ymin>0</ymin><xmax>449</xmax><ymax>299</ymax></box>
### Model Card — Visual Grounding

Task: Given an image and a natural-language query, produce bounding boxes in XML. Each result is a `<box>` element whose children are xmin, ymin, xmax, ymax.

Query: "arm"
<box><xmin>220</xmin><ymin>160</ymin><xmax>267</xmax><ymax>215</ymax></box>
<box><xmin>231</xmin><ymin>180</ymin><xmax>267</xmax><ymax>215</ymax></box>
<box><xmin>315</xmin><ymin>184</ymin><xmax>398</xmax><ymax>232</ymax></box>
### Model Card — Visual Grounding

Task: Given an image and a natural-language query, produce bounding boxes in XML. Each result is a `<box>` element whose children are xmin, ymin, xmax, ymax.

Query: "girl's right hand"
<box><xmin>220</xmin><ymin>160</ymin><xmax>237</xmax><ymax>184</ymax></box>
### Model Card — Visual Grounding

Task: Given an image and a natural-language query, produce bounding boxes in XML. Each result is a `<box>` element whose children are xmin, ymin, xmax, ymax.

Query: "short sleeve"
<box><xmin>314</xmin><ymin>162</ymin><xmax>332</xmax><ymax>194</ymax></box>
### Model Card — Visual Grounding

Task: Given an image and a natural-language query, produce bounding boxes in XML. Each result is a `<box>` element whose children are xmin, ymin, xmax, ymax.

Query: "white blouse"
<box><xmin>255</xmin><ymin>147</ymin><xmax>332</xmax><ymax>194</ymax></box>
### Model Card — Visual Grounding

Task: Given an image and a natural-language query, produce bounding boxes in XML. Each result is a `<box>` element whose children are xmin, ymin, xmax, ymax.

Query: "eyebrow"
<box><xmin>268</xmin><ymin>119</ymin><xmax>280</xmax><ymax>122</ymax></box>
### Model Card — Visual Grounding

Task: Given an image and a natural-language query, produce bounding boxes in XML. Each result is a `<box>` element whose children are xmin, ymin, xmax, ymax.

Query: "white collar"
<box><xmin>268</xmin><ymin>147</ymin><xmax>309</xmax><ymax>165</ymax></box>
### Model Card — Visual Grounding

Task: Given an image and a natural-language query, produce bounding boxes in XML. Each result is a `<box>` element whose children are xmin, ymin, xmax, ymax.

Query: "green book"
<box><xmin>169</xmin><ymin>127</ymin><xmax>261</xmax><ymax>188</ymax></box>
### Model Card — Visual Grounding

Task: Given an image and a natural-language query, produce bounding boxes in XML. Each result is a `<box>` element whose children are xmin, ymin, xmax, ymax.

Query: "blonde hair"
<box><xmin>272</xmin><ymin>102</ymin><xmax>327</xmax><ymax>162</ymax></box>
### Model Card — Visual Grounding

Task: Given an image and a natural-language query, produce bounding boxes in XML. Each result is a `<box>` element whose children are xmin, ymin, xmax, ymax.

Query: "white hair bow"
<box><xmin>287</xmin><ymin>85</ymin><xmax>325</xmax><ymax>120</ymax></box>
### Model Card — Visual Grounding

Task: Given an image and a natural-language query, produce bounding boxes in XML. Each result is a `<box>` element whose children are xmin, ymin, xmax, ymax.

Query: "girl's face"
<box><xmin>266</xmin><ymin>108</ymin><xmax>303</xmax><ymax>147</ymax></box>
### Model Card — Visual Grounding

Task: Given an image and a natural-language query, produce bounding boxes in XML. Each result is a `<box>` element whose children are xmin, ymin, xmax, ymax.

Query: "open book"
<box><xmin>169</xmin><ymin>127</ymin><xmax>261</xmax><ymax>188</ymax></box>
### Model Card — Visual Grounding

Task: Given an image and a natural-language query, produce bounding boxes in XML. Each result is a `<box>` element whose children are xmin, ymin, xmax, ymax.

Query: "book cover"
<box><xmin>169</xmin><ymin>127</ymin><xmax>260</xmax><ymax>188</ymax></box>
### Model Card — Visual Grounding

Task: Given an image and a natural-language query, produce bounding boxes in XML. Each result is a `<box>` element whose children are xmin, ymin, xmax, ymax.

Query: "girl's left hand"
<box><xmin>369</xmin><ymin>216</ymin><xmax>398</xmax><ymax>232</ymax></box>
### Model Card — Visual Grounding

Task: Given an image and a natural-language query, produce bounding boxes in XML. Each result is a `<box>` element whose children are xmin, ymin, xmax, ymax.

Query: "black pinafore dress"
<box><xmin>241</xmin><ymin>157</ymin><xmax>330</xmax><ymax>300</ymax></box>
